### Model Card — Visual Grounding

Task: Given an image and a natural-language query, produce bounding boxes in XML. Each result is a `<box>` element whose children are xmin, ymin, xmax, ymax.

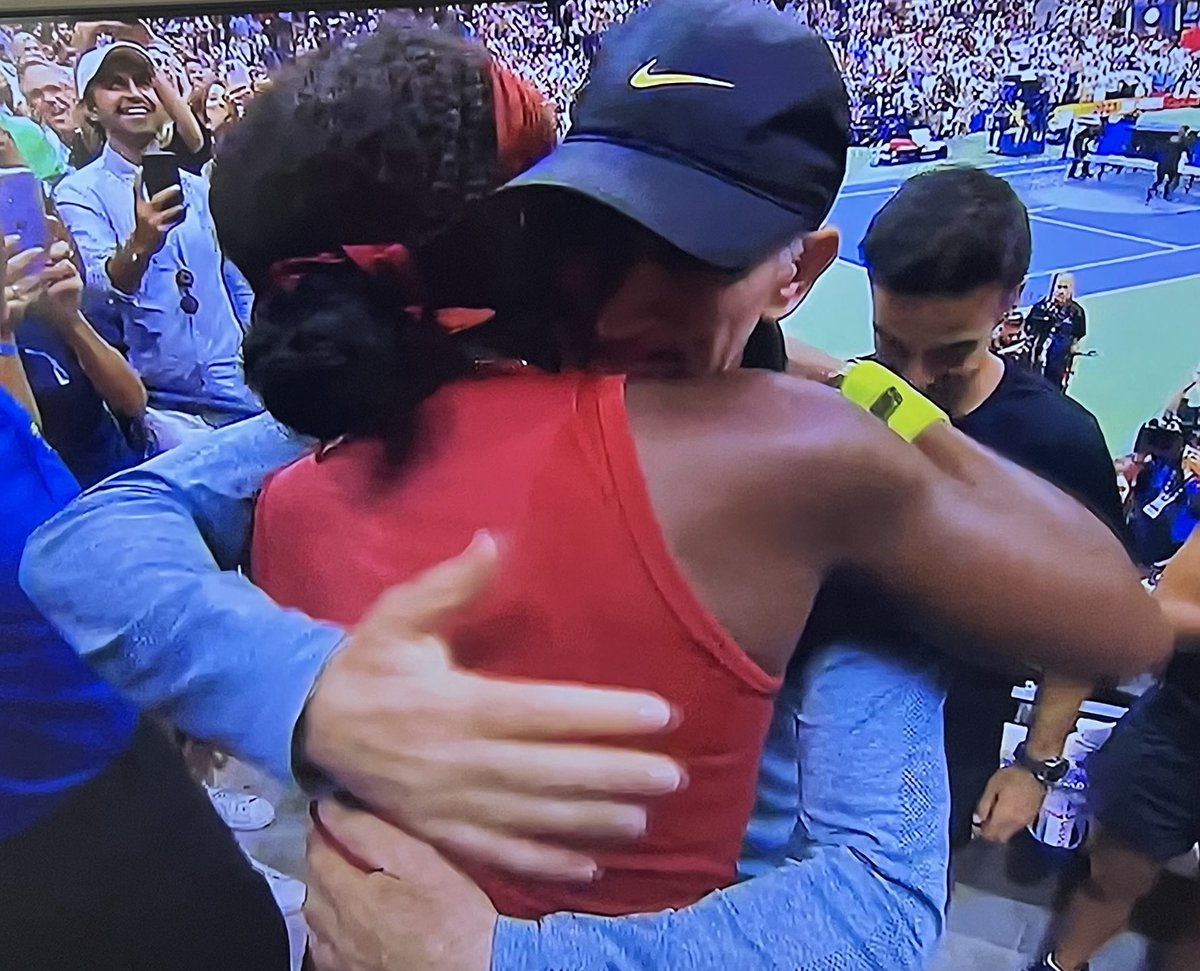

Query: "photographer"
<box><xmin>52</xmin><ymin>42</ymin><xmax>258</xmax><ymax>453</ymax></box>
<box><xmin>1027</xmin><ymin>272</ymin><xmax>1087</xmax><ymax>391</ymax></box>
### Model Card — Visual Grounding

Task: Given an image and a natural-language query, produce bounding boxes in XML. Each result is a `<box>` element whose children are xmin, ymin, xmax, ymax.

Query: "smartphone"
<box><xmin>142</xmin><ymin>151</ymin><xmax>183</xmax><ymax>201</ymax></box>
<box><xmin>0</xmin><ymin>166</ymin><xmax>51</xmax><ymax>256</ymax></box>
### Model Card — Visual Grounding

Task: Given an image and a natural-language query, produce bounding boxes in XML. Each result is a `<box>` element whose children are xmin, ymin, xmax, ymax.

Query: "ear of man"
<box><xmin>764</xmin><ymin>227</ymin><xmax>839</xmax><ymax>321</ymax></box>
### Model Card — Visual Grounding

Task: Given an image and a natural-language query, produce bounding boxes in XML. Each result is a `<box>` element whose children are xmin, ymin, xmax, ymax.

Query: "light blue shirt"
<box><xmin>52</xmin><ymin>144</ymin><xmax>260</xmax><ymax>418</ymax></box>
<box><xmin>22</xmin><ymin>413</ymin><xmax>948</xmax><ymax>969</ymax></box>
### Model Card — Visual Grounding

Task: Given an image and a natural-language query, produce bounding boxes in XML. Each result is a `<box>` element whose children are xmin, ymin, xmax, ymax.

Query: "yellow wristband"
<box><xmin>835</xmin><ymin>360</ymin><xmax>948</xmax><ymax>443</ymax></box>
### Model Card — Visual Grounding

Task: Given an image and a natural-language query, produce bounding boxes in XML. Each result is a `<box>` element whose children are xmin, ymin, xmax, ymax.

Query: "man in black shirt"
<box><xmin>858</xmin><ymin>167</ymin><xmax>1126</xmax><ymax>853</ymax></box>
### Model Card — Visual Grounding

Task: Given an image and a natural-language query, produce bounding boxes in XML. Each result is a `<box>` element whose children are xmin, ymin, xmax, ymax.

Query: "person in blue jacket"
<box><xmin>0</xmin><ymin>237</ymin><xmax>289</xmax><ymax>970</ymax></box>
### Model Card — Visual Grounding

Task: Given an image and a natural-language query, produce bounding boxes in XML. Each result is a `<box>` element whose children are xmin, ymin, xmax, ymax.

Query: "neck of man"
<box><xmin>951</xmin><ymin>351</ymin><xmax>1006</xmax><ymax>419</ymax></box>
<box><xmin>107</xmin><ymin>130</ymin><xmax>156</xmax><ymax>166</ymax></box>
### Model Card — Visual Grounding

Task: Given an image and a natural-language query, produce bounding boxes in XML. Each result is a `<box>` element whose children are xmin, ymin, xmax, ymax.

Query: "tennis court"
<box><xmin>788</xmin><ymin>153</ymin><xmax>1200</xmax><ymax>454</ymax></box>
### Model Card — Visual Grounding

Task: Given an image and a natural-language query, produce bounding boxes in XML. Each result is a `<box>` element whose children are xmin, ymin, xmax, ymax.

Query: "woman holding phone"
<box><xmin>1</xmin><ymin>131</ymin><xmax>145</xmax><ymax>484</ymax></box>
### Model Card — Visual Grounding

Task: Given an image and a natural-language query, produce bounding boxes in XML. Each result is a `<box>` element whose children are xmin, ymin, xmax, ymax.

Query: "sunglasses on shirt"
<box><xmin>176</xmin><ymin>268</ymin><xmax>200</xmax><ymax>316</ymax></box>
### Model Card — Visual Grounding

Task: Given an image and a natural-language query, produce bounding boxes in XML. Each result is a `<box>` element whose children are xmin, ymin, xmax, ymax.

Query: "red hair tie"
<box><xmin>267</xmin><ymin>244</ymin><xmax>494</xmax><ymax>334</ymax></box>
<box><xmin>489</xmin><ymin>59</ymin><xmax>557</xmax><ymax>180</ymax></box>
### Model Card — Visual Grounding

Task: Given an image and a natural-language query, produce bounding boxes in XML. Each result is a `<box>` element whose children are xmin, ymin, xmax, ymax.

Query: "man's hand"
<box><xmin>784</xmin><ymin>335</ymin><xmax>845</xmax><ymax>383</ymax></box>
<box><xmin>32</xmin><ymin>241</ymin><xmax>84</xmax><ymax>327</ymax></box>
<box><xmin>131</xmin><ymin>173</ymin><xmax>185</xmax><ymax>257</ymax></box>
<box><xmin>301</xmin><ymin>532</ymin><xmax>684</xmax><ymax>883</ymax></box>
<box><xmin>974</xmin><ymin>765</ymin><xmax>1046</xmax><ymax>843</ymax></box>
<box><xmin>306</xmin><ymin>801</ymin><xmax>495</xmax><ymax>971</ymax></box>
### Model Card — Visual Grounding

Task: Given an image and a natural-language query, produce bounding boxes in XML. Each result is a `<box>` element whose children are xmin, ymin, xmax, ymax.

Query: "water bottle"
<box><xmin>1032</xmin><ymin>764</ymin><xmax>1088</xmax><ymax>850</ymax></box>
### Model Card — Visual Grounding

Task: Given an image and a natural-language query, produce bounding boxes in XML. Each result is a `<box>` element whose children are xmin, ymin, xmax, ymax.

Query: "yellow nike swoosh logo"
<box><xmin>629</xmin><ymin>58</ymin><xmax>735</xmax><ymax>91</ymax></box>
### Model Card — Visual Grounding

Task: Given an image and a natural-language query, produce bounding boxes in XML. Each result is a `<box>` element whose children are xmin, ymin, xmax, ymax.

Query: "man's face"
<box><xmin>87</xmin><ymin>54</ymin><xmax>165</xmax><ymax>142</ymax></box>
<box><xmin>560</xmin><ymin>241</ymin><xmax>799</xmax><ymax>379</ymax></box>
<box><xmin>0</xmin><ymin>127</ymin><xmax>23</xmax><ymax>167</ymax></box>
<box><xmin>21</xmin><ymin>62</ymin><xmax>77</xmax><ymax>140</ymax></box>
<box><xmin>598</xmin><ymin>255</ymin><xmax>791</xmax><ymax>378</ymax></box>
<box><xmin>872</xmin><ymin>283</ymin><xmax>1016</xmax><ymax>414</ymax></box>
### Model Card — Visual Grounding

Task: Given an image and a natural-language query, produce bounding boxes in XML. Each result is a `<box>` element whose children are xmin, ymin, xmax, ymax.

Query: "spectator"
<box><xmin>17</xmin><ymin>60</ymin><xmax>80</xmax><ymax>172</ymax></box>
<box><xmin>3</xmin><ymin>226</ymin><xmax>145</xmax><ymax>486</ymax></box>
<box><xmin>52</xmin><ymin>42</ymin><xmax>259</xmax><ymax>453</ymax></box>
<box><xmin>859</xmin><ymin>168</ymin><xmax>1124</xmax><ymax>852</ymax></box>
<box><xmin>0</xmin><ymin>234</ymin><xmax>289</xmax><ymax>971</ymax></box>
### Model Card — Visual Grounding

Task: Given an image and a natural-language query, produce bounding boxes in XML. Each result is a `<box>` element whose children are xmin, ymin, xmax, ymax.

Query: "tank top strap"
<box><xmin>578</xmin><ymin>373</ymin><xmax>779</xmax><ymax>696</ymax></box>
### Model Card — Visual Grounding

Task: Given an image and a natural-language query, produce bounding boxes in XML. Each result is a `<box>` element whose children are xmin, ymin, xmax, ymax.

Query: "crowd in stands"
<box><xmin>792</xmin><ymin>0</ymin><xmax>1200</xmax><ymax>140</ymax></box>
<box><xmin>5</xmin><ymin>2</ymin><xmax>1199</xmax><ymax>149</ymax></box>
<box><xmin>1</xmin><ymin>0</ymin><xmax>1199</xmax><ymax>480</ymax></box>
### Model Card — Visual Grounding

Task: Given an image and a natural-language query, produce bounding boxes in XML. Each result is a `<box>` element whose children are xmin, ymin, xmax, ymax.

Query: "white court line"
<box><xmin>1030</xmin><ymin>243</ymin><xmax>1200</xmax><ymax>277</ymax></box>
<box><xmin>1030</xmin><ymin>212</ymin><xmax>1180</xmax><ymax>250</ymax></box>
<box><xmin>839</xmin><ymin>161</ymin><xmax>1067</xmax><ymax>199</ymax></box>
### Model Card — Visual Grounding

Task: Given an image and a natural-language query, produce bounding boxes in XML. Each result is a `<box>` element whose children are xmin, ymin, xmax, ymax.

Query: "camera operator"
<box><xmin>1027</xmin><ymin>272</ymin><xmax>1087</xmax><ymax>391</ymax></box>
<box><xmin>991</xmin><ymin>308</ymin><xmax>1035</xmax><ymax>370</ymax></box>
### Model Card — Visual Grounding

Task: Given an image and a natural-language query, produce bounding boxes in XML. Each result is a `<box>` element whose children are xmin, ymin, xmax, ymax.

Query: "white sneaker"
<box><xmin>205</xmin><ymin>784</ymin><xmax>276</xmax><ymax>831</ymax></box>
<box><xmin>248</xmin><ymin>855</ymin><xmax>306</xmax><ymax>916</ymax></box>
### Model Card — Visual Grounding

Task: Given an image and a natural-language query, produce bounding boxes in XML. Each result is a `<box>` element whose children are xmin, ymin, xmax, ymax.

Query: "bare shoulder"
<box><xmin>627</xmin><ymin>371</ymin><xmax>923</xmax><ymax>534</ymax></box>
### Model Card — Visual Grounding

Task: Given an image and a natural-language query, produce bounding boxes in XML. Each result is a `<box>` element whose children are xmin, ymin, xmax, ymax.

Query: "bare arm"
<box><xmin>2</xmin><ymin>238</ymin><xmax>42</xmax><ymax>424</ymax></box>
<box><xmin>974</xmin><ymin>672</ymin><xmax>1091</xmax><ymax>843</ymax></box>
<box><xmin>1025</xmin><ymin>674</ymin><xmax>1092</xmax><ymax>760</ymax></box>
<box><xmin>0</xmin><ymin>345</ymin><xmax>39</xmax><ymax>425</ymax></box>
<box><xmin>153</xmin><ymin>74</ymin><xmax>206</xmax><ymax>156</ymax></box>
<box><xmin>1153</xmin><ymin>527</ymin><xmax>1200</xmax><ymax>653</ymax></box>
<box><xmin>54</xmin><ymin>310</ymin><xmax>147</xmax><ymax>417</ymax></box>
<box><xmin>31</xmin><ymin>242</ymin><xmax>147</xmax><ymax>419</ymax></box>
<box><xmin>839</xmin><ymin>414</ymin><xmax>1170</xmax><ymax>680</ymax></box>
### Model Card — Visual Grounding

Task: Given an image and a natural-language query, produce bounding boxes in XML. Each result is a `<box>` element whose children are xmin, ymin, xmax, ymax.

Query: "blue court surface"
<box><xmin>792</xmin><ymin>154</ymin><xmax>1200</xmax><ymax>454</ymax></box>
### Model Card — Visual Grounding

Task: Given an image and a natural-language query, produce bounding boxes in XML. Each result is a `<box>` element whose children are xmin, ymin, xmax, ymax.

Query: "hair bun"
<box><xmin>243</xmin><ymin>263</ymin><xmax>470</xmax><ymax>447</ymax></box>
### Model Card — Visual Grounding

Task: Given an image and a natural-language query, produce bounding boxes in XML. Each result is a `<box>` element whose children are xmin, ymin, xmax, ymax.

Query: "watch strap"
<box><xmin>1014</xmin><ymin>741</ymin><xmax>1068</xmax><ymax>785</ymax></box>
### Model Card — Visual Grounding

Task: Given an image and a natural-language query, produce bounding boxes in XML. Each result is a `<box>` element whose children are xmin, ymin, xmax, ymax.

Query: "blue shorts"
<box><xmin>1087</xmin><ymin>683</ymin><xmax>1200</xmax><ymax>862</ymax></box>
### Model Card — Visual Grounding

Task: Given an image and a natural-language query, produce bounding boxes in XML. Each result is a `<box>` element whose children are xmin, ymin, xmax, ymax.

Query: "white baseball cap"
<box><xmin>74</xmin><ymin>42</ymin><xmax>154</xmax><ymax>100</ymax></box>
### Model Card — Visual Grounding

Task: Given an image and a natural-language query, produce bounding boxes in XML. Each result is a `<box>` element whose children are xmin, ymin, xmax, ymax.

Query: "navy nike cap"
<box><xmin>502</xmin><ymin>0</ymin><xmax>850</xmax><ymax>272</ymax></box>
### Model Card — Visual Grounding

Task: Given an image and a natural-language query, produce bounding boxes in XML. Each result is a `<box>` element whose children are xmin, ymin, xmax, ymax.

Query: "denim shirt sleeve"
<box><xmin>492</xmin><ymin>643</ymin><xmax>949</xmax><ymax>971</ymax></box>
<box><xmin>222</xmin><ymin>255</ymin><xmax>256</xmax><ymax>331</ymax></box>
<box><xmin>52</xmin><ymin>178</ymin><xmax>119</xmax><ymax>295</ymax></box>
<box><xmin>20</xmin><ymin>413</ymin><xmax>346</xmax><ymax>782</ymax></box>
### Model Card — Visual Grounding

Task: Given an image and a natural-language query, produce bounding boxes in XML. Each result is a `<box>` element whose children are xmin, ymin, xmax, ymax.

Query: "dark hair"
<box><xmin>859</xmin><ymin>166</ymin><xmax>1031</xmax><ymax>297</ymax></box>
<box><xmin>212</xmin><ymin>22</ymin><xmax>501</xmax><ymax>446</ymax></box>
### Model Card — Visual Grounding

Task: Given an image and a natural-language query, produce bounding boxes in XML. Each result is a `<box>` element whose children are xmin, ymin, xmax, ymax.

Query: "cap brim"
<box><xmin>501</xmin><ymin>138</ymin><xmax>814</xmax><ymax>273</ymax></box>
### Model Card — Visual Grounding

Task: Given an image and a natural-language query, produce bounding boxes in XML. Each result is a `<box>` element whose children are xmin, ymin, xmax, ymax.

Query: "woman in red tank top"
<box><xmin>211</xmin><ymin>20</ymin><xmax>781</xmax><ymax>920</ymax></box>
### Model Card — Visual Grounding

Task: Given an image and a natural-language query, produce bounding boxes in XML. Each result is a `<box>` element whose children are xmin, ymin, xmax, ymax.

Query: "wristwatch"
<box><xmin>1013</xmin><ymin>741</ymin><xmax>1070</xmax><ymax>786</ymax></box>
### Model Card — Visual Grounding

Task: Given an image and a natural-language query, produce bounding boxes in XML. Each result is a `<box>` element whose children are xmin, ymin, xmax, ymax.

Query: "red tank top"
<box><xmin>252</xmin><ymin>371</ymin><xmax>781</xmax><ymax>918</ymax></box>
